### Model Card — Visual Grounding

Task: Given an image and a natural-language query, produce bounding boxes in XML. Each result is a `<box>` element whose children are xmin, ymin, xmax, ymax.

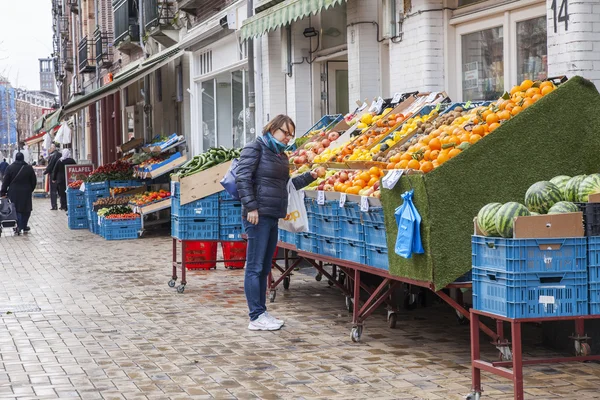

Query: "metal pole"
<box><xmin>247</xmin><ymin>0</ymin><xmax>255</xmax><ymax>137</ymax></box>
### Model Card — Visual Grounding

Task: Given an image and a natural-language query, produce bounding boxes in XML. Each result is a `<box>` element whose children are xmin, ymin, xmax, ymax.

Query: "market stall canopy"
<box><xmin>24</xmin><ymin>132</ymin><xmax>46</xmax><ymax>146</ymax></box>
<box><xmin>62</xmin><ymin>47</ymin><xmax>183</xmax><ymax>116</ymax></box>
<box><xmin>240</xmin><ymin>0</ymin><xmax>346</xmax><ymax>40</ymax></box>
<box><xmin>42</xmin><ymin>109</ymin><xmax>63</xmax><ymax>133</ymax></box>
<box><xmin>33</xmin><ymin>115</ymin><xmax>45</xmax><ymax>134</ymax></box>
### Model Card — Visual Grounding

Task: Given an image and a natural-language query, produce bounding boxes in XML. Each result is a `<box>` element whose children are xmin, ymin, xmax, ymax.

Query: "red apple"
<box><xmin>316</xmin><ymin>147</ymin><xmax>324</xmax><ymax>155</ymax></box>
<box><xmin>299</xmin><ymin>149</ymin><xmax>307</xmax><ymax>156</ymax></box>
<box><xmin>319</xmin><ymin>130</ymin><xmax>327</xmax><ymax>137</ymax></box>
<box><xmin>323</xmin><ymin>183</ymin><xmax>334</xmax><ymax>191</ymax></box>
<box><xmin>339</xmin><ymin>172</ymin><xmax>348</xmax><ymax>182</ymax></box>
<box><xmin>328</xmin><ymin>131</ymin><xmax>340</xmax><ymax>141</ymax></box>
<box><xmin>321</xmin><ymin>139</ymin><xmax>331</xmax><ymax>148</ymax></box>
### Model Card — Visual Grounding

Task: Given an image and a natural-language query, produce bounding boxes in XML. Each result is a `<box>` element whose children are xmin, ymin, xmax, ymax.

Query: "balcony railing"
<box><xmin>143</xmin><ymin>0</ymin><xmax>176</xmax><ymax>31</ymax></box>
<box><xmin>113</xmin><ymin>0</ymin><xmax>140</xmax><ymax>46</ymax></box>
<box><xmin>62</xmin><ymin>40</ymin><xmax>73</xmax><ymax>72</ymax></box>
<box><xmin>94</xmin><ymin>28</ymin><xmax>113</xmax><ymax>68</ymax></box>
<box><xmin>78</xmin><ymin>37</ymin><xmax>96</xmax><ymax>73</ymax></box>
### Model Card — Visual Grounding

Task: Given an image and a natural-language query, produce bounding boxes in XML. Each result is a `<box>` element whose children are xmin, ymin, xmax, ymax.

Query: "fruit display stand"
<box><xmin>131</xmin><ymin>198</ymin><xmax>172</xmax><ymax>231</ymax></box>
<box><xmin>134</xmin><ymin>151</ymin><xmax>188</xmax><ymax>180</ymax></box>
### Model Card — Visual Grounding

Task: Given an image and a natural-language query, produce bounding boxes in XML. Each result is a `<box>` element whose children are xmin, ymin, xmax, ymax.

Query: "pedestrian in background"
<box><xmin>236</xmin><ymin>114</ymin><xmax>325</xmax><ymax>331</ymax></box>
<box><xmin>0</xmin><ymin>152</ymin><xmax>37</xmax><ymax>235</ymax></box>
<box><xmin>52</xmin><ymin>149</ymin><xmax>76</xmax><ymax>212</ymax></box>
<box><xmin>44</xmin><ymin>144</ymin><xmax>61</xmax><ymax>210</ymax></box>
<box><xmin>0</xmin><ymin>158</ymin><xmax>8</xmax><ymax>182</ymax></box>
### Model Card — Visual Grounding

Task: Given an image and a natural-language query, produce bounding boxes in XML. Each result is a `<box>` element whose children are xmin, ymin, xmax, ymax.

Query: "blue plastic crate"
<box><xmin>360</xmin><ymin>207</ymin><xmax>384</xmax><ymax>224</ymax></box>
<box><xmin>84</xmin><ymin>191</ymin><xmax>109</xmax><ymax>206</ymax></box>
<box><xmin>364</xmin><ymin>222</ymin><xmax>387</xmax><ymax>248</ymax></box>
<box><xmin>472</xmin><ymin>235</ymin><xmax>587</xmax><ymax>274</ymax></box>
<box><xmin>590</xmin><ymin>282</ymin><xmax>600</xmax><ymax>315</ymax></box>
<box><xmin>220</xmin><ymin>224</ymin><xmax>244</xmax><ymax>241</ymax></box>
<box><xmin>102</xmin><ymin>222</ymin><xmax>141</xmax><ymax>240</ymax></box>
<box><xmin>68</xmin><ymin>204</ymin><xmax>87</xmax><ymax>217</ymax></box>
<box><xmin>171</xmin><ymin>215</ymin><xmax>220</xmax><ymax>240</ymax></box>
<box><xmin>172</xmin><ymin>194</ymin><xmax>220</xmax><ymax>218</ymax></box>
<box><xmin>339</xmin><ymin>202</ymin><xmax>361</xmax><ymax>220</ymax></box>
<box><xmin>473</xmin><ymin>267</ymin><xmax>588</xmax><ymax>318</ymax></box>
<box><xmin>67</xmin><ymin>188</ymin><xmax>85</xmax><ymax>199</ymax></box>
<box><xmin>171</xmin><ymin>181</ymin><xmax>180</xmax><ymax>198</ymax></box>
<box><xmin>365</xmin><ymin>244</ymin><xmax>388</xmax><ymax>270</ymax></box>
<box><xmin>278</xmin><ymin>229</ymin><xmax>297</xmax><ymax>245</ymax></box>
<box><xmin>338</xmin><ymin>217</ymin><xmax>364</xmax><ymax>241</ymax></box>
<box><xmin>587</xmin><ymin>236</ymin><xmax>600</xmax><ymax>283</ymax></box>
<box><xmin>339</xmin><ymin>239</ymin><xmax>366</xmax><ymax>264</ymax></box>
<box><xmin>305</xmin><ymin>197</ymin><xmax>339</xmax><ymax>217</ymax></box>
<box><xmin>296</xmin><ymin>232</ymin><xmax>317</xmax><ymax>253</ymax></box>
<box><xmin>316</xmin><ymin>236</ymin><xmax>341</xmax><ymax>259</ymax></box>
<box><xmin>219</xmin><ymin>190</ymin><xmax>237</xmax><ymax>202</ymax></box>
<box><xmin>86</xmin><ymin>181</ymin><xmax>109</xmax><ymax>192</ymax></box>
<box><xmin>219</xmin><ymin>202</ymin><xmax>242</xmax><ymax>225</ymax></box>
<box><xmin>87</xmin><ymin>210</ymin><xmax>100</xmax><ymax>235</ymax></box>
<box><xmin>68</xmin><ymin>216</ymin><xmax>88</xmax><ymax>230</ymax></box>
<box><xmin>311</xmin><ymin>215</ymin><xmax>340</xmax><ymax>239</ymax></box>
<box><xmin>109</xmin><ymin>179</ymin><xmax>144</xmax><ymax>188</ymax></box>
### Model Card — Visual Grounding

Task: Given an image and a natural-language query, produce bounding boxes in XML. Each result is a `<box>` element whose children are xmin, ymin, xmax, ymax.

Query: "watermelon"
<box><xmin>529</xmin><ymin>211</ymin><xmax>540</xmax><ymax>216</ymax></box>
<box><xmin>549</xmin><ymin>175</ymin><xmax>571</xmax><ymax>200</ymax></box>
<box><xmin>476</xmin><ymin>203</ymin><xmax>502</xmax><ymax>237</ymax></box>
<box><xmin>495</xmin><ymin>202</ymin><xmax>531</xmax><ymax>238</ymax></box>
<box><xmin>548</xmin><ymin>201</ymin><xmax>580</xmax><ymax>214</ymax></box>
<box><xmin>524</xmin><ymin>181</ymin><xmax>562</xmax><ymax>214</ymax></box>
<box><xmin>578</xmin><ymin>173</ymin><xmax>600</xmax><ymax>202</ymax></box>
<box><xmin>564</xmin><ymin>175</ymin><xmax>587</xmax><ymax>202</ymax></box>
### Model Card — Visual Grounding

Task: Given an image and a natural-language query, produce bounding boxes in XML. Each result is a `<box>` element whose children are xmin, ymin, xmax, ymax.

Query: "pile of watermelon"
<box><xmin>476</xmin><ymin>173</ymin><xmax>600</xmax><ymax>238</ymax></box>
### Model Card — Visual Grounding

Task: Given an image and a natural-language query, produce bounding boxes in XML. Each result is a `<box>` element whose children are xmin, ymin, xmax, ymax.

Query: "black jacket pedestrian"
<box><xmin>236</xmin><ymin>138</ymin><xmax>315</xmax><ymax>219</ymax></box>
<box><xmin>44</xmin><ymin>150</ymin><xmax>60</xmax><ymax>177</ymax></box>
<box><xmin>0</xmin><ymin>160</ymin><xmax>8</xmax><ymax>175</ymax></box>
<box><xmin>52</xmin><ymin>157</ymin><xmax>76</xmax><ymax>184</ymax></box>
<box><xmin>0</xmin><ymin>160</ymin><xmax>37</xmax><ymax>213</ymax></box>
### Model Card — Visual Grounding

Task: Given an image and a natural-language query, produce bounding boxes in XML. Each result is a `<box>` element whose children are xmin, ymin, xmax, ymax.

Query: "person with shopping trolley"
<box><xmin>0</xmin><ymin>153</ymin><xmax>37</xmax><ymax>235</ymax></box>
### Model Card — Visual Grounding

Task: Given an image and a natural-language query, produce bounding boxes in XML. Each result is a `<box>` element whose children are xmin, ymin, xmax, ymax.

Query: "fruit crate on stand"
<box><xmin>100</xmin><ymin>218</ymin><xmax>141</xmax><ymax>240</ymax></box>
<box><xmin>586</xmin><ymin>236</ymin><xmax>600</xmax><ymax>314</ymax></box>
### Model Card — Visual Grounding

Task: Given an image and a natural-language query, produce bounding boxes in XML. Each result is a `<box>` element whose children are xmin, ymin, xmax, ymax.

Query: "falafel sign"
<box><xmin>65</xmin><ymin>164</ymin><xmax>94</xmax><ymax>184</ymax></box>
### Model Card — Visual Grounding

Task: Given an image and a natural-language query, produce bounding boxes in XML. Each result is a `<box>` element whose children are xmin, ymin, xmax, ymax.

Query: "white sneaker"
<box><xmin>264</xmin><ymin>312</ymin><xmax>284</xmax><ymax>326</ymax></box>
<box><xmin>248</xmin><ymin>313</ymin><xmax>283</xmax><ymax>331</ymax></box>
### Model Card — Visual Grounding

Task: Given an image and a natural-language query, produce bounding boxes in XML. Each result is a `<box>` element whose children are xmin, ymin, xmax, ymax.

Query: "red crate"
<box><xmin>183</xmin><ymin>241</ymin><xmax>218</xmax><ymax>270</ymax></box>
<box><xmin>222</xmin><ymin>241</ymin><xmax>247</xmax><ymax>268</ymax></box>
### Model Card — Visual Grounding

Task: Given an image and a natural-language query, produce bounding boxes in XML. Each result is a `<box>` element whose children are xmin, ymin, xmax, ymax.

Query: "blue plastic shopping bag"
<box><xmin>394</xmin><ymin>190</ymin><xmax>424</xmax><ymax>258</ymax></box>
<box><xmin>219</xmin><ymin>158</ymin><xmax>240</xmax><ymax>200</ymax></box>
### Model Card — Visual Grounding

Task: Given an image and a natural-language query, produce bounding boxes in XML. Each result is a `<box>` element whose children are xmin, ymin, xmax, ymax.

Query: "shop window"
<box><xmin>461</xmin><ymin>26</ymin><xmax>504</xmax><ymax>101</ymax></box>
<box><xmin>516</xmin><ymin>16</ymin><xmax>547</xmax><ymax>83</ymax></box>
<box><xmin>201</xmin><ymin>80</ymin><xmax>216</xmax><ymax>150</ymax></box>
<box><xmin>320</xmin><ymin>3</ymin><xmax>347</xmax><ymax>50</ymax></box>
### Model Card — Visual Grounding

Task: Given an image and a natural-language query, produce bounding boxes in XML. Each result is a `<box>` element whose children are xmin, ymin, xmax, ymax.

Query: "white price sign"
<box><xmin>317</xmin><ymin>191</ymin><xmax>325</xmax><ymax>205</ymax></box>
<box><xmin>391</xmin><ymin>92</ymin><xmax>402</xmax><ymax>103</ymax></box>
<box><xmin>382</xmin><ymin>170</ymin><xmax>404</xmax><ymax>190</ymax></box>
<box><xmin>171</xmin><ymin>181</ymin><xmax>176</xmax><ymax>195</ymax></box>
<box><xmin>360</xmin><ymin>196</ymin><xmax>370</xmax><ymax>212</ymax></box>
<box><xmin>339</xmin><ymin>193</ymin><xmax>347</xmax><ymax>208</ymax></box>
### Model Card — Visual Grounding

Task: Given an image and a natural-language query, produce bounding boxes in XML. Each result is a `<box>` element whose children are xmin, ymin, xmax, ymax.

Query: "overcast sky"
<box><xmin>0</xmin><ymin>1</ymin><xmax>54</xmax><ymax>90</ymax></box>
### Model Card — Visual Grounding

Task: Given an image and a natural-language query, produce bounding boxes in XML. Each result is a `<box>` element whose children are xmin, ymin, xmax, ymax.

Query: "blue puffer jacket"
<box><xmin>236</xmin><ymin>138</ymin><xmax>315</xmax><ymax>219</ymax></box>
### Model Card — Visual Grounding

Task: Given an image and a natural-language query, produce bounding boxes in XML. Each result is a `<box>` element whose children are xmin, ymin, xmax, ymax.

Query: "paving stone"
<box><xmin>0</xmin><ymin>200</ymin><xmax>599</xmax><ymax>399</ymax></box>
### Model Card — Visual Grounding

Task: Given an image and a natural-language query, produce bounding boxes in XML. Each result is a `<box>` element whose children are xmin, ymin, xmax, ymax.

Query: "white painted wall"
<box><xmin>260</xmin><ymin>31</ymin><xmax>287</xmax><ymax>127</ymax></box>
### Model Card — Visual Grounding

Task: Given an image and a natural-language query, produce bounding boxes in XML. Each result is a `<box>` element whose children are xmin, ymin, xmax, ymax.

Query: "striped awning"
<box><xmin>43</xmin><ymin>109</ymin><xmax>63</xmax><ymax>132</ymax></box>
<box><xmin>24</xmin><ymin>132</ymin><xmax>46</xmax><ymax>146</ymax></box>
<box><xmin>240</xmin><ymin>0</ymin><xmax>346</xmax><ymax>41</ymax></box>
<box><xmin>33</xmin><ymin>115</ymin><xmax>45</xmax><ymax>133</ymax></box>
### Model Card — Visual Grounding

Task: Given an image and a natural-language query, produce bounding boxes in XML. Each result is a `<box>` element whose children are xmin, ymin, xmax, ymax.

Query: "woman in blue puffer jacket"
<box><xmin>236</xmin><ymin>114</ymin><xmax>325</xmax><ymax>331</ymax></box>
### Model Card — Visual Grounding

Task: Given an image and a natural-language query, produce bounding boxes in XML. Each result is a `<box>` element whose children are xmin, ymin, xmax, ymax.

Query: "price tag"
<box><xmin>374</xmin><ymin>97</ymin><xmax>384</xmax><ymax>114</ymax></box>
<box><xmin>98</xmin><ymin>216</ymin><xmax>101</xmax><ymax>226</ymax></box>
<box><xmin>79</xmin><ymin>182</ymin><xmax>86</xmax><ymax>192</ymax></box>
<box><xmin>317</xmin><ymin>191</ymin><xmax>325</xmax><ymax>205</ymax></box>
<box><xmin>170</xmin><ymin>181</ymin><xmax>176</xmax><ymax>195</ymax></box>
<box><xmin>339</xmin><ymin>193</ymin><xmax>347</xmax><ymax>208</ymax></box>
<box><xmin>358</xmin><ymin>102</ymin><xmax>368</xmax><ymax>112</ymax></box>
<box><xmin>391</xmin><ymin>92</ymin><xmax>402</xmax><ymax>104</ymax></box>
<box><xmin>360</xmin><ymin>196</ymin><xmax>369</xmax><ymax>212</ymax></box>
<box><xmin>382</xmin><ymin>170</ymin><xmax>404</xmax><ymax>190</ymax></box>
<box><xmin>435</xmin><ymin>102</ymin><xmax>442</xmax><ymax>112</ymax></box>
<box><xmin>368</xmin><ymin>100</ymin><xmax>377</xmax><ymax>112</ymax></box>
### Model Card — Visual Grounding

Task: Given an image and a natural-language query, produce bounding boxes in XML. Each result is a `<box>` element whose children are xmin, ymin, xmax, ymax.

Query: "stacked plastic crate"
<box><xmin>84</xmin><ymin>182</ymin><xmax>110</xmax><ymax>234</ymax></box>
<box><xmin>99</xmin><ymin>217</ymin><xmax>141</xmax><ymax>240</ymax></box>
<box><xmin>170</xmin><ymin>182</ymin><xmax>219</xmax><ymax>241</ymax></box>
<box><xmin>580</xmin><ymin>203</ymin><xmax>600</xmax><ymax>315</ymax></box>
<box><xmin>361</xmin><ymin>206</ymin><xmax>388</xmax><ymax>270</ymax></box>
<box><xmin>66</xmin><ymin>188</ymin><xmax>88</xmax><ymax>229</ymax></box>
<box><xmin>218</xmin><ymin>191</ymin><xmax>243</xmax><ymax>241</ymax></box>
<box><xmin>472</xmin><ymin>236</ymin><xmax>588</xmax><ymax>318</ymax></box>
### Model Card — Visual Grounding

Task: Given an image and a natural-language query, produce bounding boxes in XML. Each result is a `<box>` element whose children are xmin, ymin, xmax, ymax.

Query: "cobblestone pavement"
<box><xmin>0</xmin><ymin>199</ymin><xmax>599</xmax><ymax>399</ymax></box>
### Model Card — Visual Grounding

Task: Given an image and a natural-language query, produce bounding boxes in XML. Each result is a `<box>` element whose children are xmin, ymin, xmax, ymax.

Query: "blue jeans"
<box><xmin>243</xmin><ymin>215</ymin><xmax>279</xmax><ymax>321</ymax></box>
<box><xmin>17</xmin><ymin>212</ymin><xmax>31</xmax><ymax>231</ymax></box>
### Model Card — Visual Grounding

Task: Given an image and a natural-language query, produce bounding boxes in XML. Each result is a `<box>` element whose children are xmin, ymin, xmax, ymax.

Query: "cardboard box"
<box><xmin>119</xmin><ymin>138</ymin><xmax>144</xmax><ymax>153</ymax></box>
<box><xmin>474</xmin><ymin>213</ymin><xmax>584</xmax><ymax>239</ymax></box>
<box><xmin>175</xmin><ymin>160</ymin><xmax>232</xmax><ymax>206</ymax></box>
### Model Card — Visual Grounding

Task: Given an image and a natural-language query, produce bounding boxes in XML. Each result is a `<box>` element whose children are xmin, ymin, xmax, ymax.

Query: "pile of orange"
<box><xmin>384</xmin><ymin>79</ymin><xmax>557</xmax><ymax>173</ymax></box>
<box><xmin>334</xmin><ymin>167</ymin><xmax>384</xmax><ymax>195</ymax></box>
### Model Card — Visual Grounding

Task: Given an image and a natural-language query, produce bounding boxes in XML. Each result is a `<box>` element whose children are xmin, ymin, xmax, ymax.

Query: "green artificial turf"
<box><xmin>382</xmin><ymin>76</ymin><xmax>600</xmax><ymax>290</ymax></box>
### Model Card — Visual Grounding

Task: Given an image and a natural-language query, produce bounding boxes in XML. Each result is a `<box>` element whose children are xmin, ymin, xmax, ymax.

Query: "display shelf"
<box><xmin>133</xmin><ymin>198</ymin><xmax>171</xmax><ymax>215</ymax></box>
<box><xmin>134</xmin><ymin>154</ymin><xmax>188</xmax><ymax>179</ymax></box>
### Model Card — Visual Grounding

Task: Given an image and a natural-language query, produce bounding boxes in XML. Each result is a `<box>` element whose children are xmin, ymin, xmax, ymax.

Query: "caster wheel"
<box><xmin>168</xmin><ymin>279</ymin><xmax>176</xmax><ymax>288</ymax></box>
<box><xmin>576</xmin><ymin>342</ymin><xmax>591</xmax><ymax>356</ymax></box>
<box><xmin>269</xmin><ymin>291</ymin><xmax>276</xmax><ymax>303</ymax></box>
<box><xmin>283</xmin><ymin>277</ymin><xmax>290</xmax><ymax>290</ymax></box>
<box><xmin>465</xmin><ymin>392</ymin><xmax>481</xmax><ymax>400</ymax></box>
<box><xmin>456</xmin><ymin>310</ymin><xmax>469</xmax><ymax>325</ymax></box>
<box><xmin>351</xmin><ymin>326</ymin><xmax>363</xmax><ymax>343</ymax></box>
<box><xmin>176</xmin><ymin>285</ymin><xmax>185</xmax><ymax>294</ymax></box>
<box><xmin>315</xmin><ymin>273</ymin><xmax>322</xmax><ymax>282</ymax></box>
<box><xmin>338</xmin><ymin>273</ymin><xmax>345</xmax><ymax>285</ymax></box>
<box><xmin>345</xmin><ymin>296</ymin><xmax>353</xmax><ymax>313</ymax></box>
<box><xmin>404</xmin><ymin>293</ymin><xmax>417</xmax><ymax>310</ymax></box>
<box><xmin>388</xmin><ymin>313</ymin><xmax>397</xmax><ymax>329</ymax></box>
<box><xmin>328</xmin><ymin>280</ymin><xmax>334</xmax><ymax>286</ymax></box>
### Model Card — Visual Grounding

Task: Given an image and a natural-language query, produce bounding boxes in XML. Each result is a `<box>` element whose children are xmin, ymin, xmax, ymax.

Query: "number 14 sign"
<box><xmin>551</xmin><ymin>0</ymin><xmax>569</xmax><ymax>33</ymax></box>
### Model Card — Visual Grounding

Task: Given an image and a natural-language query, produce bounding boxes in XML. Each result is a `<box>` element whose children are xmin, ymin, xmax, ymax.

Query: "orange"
<box><xmin>497</xmin><ymin>110</ymin><xmax>511</xmax><ymax>121</ymax></box>
<box><xmin>429</xmin><ymin>137</ymin><xmax>442</xmax><ymax>151</ymax></box>
<box><xmin>407</xmin><ymin>159</ymin><xmax>420</xmax><ymax>170</ymax></box>
<box><xmin>511</xmin><ymin>106</ymin><xmax>523</xmax><ymax>116</ymax></box>
<box><xmin>469</xmin><ymin>134</ymin><xmax>482</xmax><ymax>144</ymax></box>
<box><xmin>358</xmin><ymin>172</ymin><xmax>371</xmax><ymax>182</ymax></box>
<box><xmin>522</xmin><ymin>99</ymin><xmax>534</xmax><ymax>109</ymax></box>
<box><xmin>488</xmin><ymin>122</ymin><xmax>501</xmax><ymax>132</ymax></box>
<box><xmin>472</xmin><ymin>124</ymin><xmax>485</xmax><ymax>137</ymax></box>
<box><xmin>346</xmin><ymin>186</ymin><xmax>361</xmax><ymax>195</ymax></box>
<box><xmin>504</xmin><ymin>102</ymin><xmax>515</xmax><ymax>112</ymax></box>
<box><xmin>520</xmin><ymin>79</ymin><xmax>534</xmax><ymax>91</ymax></box>
<box><xmin>389</xmin><ymin>154</ymin><xmax>402</xmax><ymax>163</ymax></box>
<box><xmin>482</xmin><ymin>109</ymin><xmax>493</xmax><ymax>119</ymax></box>
<box><xmin>448</xmin><ymin>135</ymin><xmax>460</xmax><ymax>146</ymax></box>
<box><xmin>386</xmin><ymin>162</ymin><xmax>397</xmax><ymax>170</ymax></box>
<box><xmin>448</xmin><ymin>148</ymin><xmax>461</xmax><ymax>158</ymax></box>
<box><xmin>510</xmin><ymin>85</ymin><xmax>522</xmax><ymax>95</ymax></box>
<box><xmin>423</xmin><ymin>149</ymin><xmax>432</xmax><ymax>161</ymax></box>
<box><xmin>525</xmin><ymin>87</ymin><xmax>541</xmax><ymax>97</ymax></box>
<box><xmin>429</xmin><ymin>150</ymin><xmax>440</xmax><ymax>160</ymax></box>
<box><xmin>540</xmin><ymin>81</ymin><xmax>554</xmax><ymax>90</ymax></box>
<box><xmin>437</xmin><ymin>152</ymin><xmax>449</xmax><ymax>165</ymax></box>
<box><xmin>397</xmin><ymin>159</ymin><xmax>409</xmax><ymax>169</ymax></box>
<box><xmin>368</xmin><ymin>176</ymin><xmax>379</xmax><ymax>187</ymax></box>
<box><xmin>485</xmin><ymin>113</ymin><xmax>499</xmax><ymax>125</ymax></box>
<box><xmin>400</xmin><ymin>153</ymin><xmax>412</xmax><ymax>161</ymax></box>
<box><xmin>532</xmin><ymin>94</ymin><xmax>543</xmax><ymax>102</ymax></box>
<box><xmin>353</xmin><ymin>179</ymin><xmax>367</xmax><ymax>188</ymax></box>
<box><xmin>459</xmin><ymin>133</ymin><xmax>470</xmax><ymax>143</ymax></box>
<box><xmin>368</xmin><ymin>166</ymin><xmax>382</xmax><ymax>177</ymax></box>
<box><xmin>420</xmin><ymin>161</ymin><xmax>434</xmax><ymax>173</ymax></box>
<box><xmin>541</xmin><ymin>85</ymin><xmax>555</xmax><ymax>96</ymax></box>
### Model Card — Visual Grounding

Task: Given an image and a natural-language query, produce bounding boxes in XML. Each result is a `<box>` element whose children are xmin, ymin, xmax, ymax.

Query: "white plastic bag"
<box><xmin>279</xmin><ymin>181</ymin><xmax>309</xmax><ymax>233</ymax></box>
